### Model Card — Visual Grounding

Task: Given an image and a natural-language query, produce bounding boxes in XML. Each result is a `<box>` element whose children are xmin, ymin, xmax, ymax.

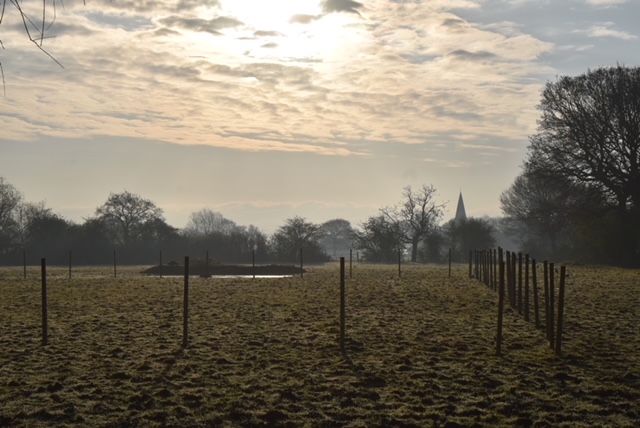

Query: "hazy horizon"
<box><xmin>2</xmin><ymin>0</ymin><xmax>639</xmax><ymax>233</ymax></box>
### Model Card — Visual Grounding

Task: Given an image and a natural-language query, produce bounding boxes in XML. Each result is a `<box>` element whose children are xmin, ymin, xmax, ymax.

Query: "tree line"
<box><xmin>501</xmin><ymin>65</ymin><xmax>640</xmax><ymax>267</ymax></box>
<box><xmin>0</xmin><ymin>180</ymin><xmax>498</xmax><ymax>267</ymax></box>
<box><xmin>5</xmin><ymin>65</ymin><xmax>637</xmax><ymax>267</ymax></box>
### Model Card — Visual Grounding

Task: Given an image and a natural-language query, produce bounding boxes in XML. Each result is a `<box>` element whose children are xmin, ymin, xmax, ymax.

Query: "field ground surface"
<box><xmin>1</xmin><ymin>263</ymin><xmax>639</xmax><ymax>427</ymax></box>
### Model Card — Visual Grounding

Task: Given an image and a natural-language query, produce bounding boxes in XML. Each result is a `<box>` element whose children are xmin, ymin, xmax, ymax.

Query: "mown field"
<box><xmin>1</xmin><ymin>263</ymin><xmax>639</xmax><ymax>427</ymax></box>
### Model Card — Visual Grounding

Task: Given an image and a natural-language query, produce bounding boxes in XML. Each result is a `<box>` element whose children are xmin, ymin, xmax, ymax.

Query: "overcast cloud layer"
<box><xmin>1</xmin><ymin>0</ymin><xmax>639</xmax><ymax>232</ymax></box>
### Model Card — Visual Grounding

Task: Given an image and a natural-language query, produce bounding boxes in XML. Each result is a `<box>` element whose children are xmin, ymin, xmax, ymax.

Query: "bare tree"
<box><xmin>183</xmin><ymin>208</ymin><xmax>239</xmax><ymax>237</ymax></box>
<box><xmin>380</xmin><ymin>184</ymin><xmax>446</xmax><ymax>262</ymax></box>
<box><xmin>1</xmin><ymin>0</ymin><xmax>66</xmax><ymax>93</ymax></box>
<box><xmin>355</xmin><ymin>215</ymin><xmax>403</xmax><ymax>263</ymax></box>
<box><xmin>270</xmin><ymin>216</ymin><xmax>327</xmax><ymax>263</ymax></box>
<box><xmin>0</xmin><ymin>176</ymin><xmax>22</xmax><ymax>253</ymax></box>
<box><xmin>95</xmin><ymin>191</ymin><xmax>164</xmax><ymax>246</ymax></box>
<box><xmin>526</xmin><ymin>65</ymin><xmax>640</xmax><ymax>210</ymax></box>
<box><xmin>319</xmin><ymin>218</ymin><xmax>355</xmax><ymax>258</ymax></box>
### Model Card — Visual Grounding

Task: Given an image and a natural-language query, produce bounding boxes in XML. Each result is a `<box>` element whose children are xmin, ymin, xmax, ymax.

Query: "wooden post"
<box><xmin>543</xmin><ymin>261</ymin><xmax>549</xmax><ymax>335</ymax></box>
<box><xmin>493</xmin><ymin>249</ymin><xmax>498</xmax><ymax>291</ymax></box>
<box><xmin>183</xmin><ymin>256</ymin><xmax>190</xmax><ymax>348</ymax></box>
<box><xmin>549</xmin><ymin>263</ymin><xmax>555</xmax><ymax>348</ymax></box>
<box><xmin>41</xmin><ymin>258</ymin><xmax>48</xmax><ymax>346</ymax></box>
<box><xmin>517</xmin><ymin>253</ymin><xmax>523</xmax><ymax>314</ymax></box>
<box><xmin>496</xmin><ymin>260</ymin><xmax>505</xmax><ymax>356</ymax></box>
<box><xmin>489</xmin><ymin>249</ymin><xmax>494</xmax><ymax>289</ymax></box>
<box><xmin>340</xmin><ymin>257</ymin><xmax>346</xmax><ymax>353</ymax></box>
<box><xmin>532</xmin><ymin>258</ymin><xmax>540</xmax><ymax>329</ymax></box>
<box><xmin>300</xmin><ymin>248</ymin><xmax>304</xmax><ymax>279</ymax></box>
<box><xmin>524</xmin><ymin>254</ymin><xmax>530</xmax><ymax>322</ymax></box>
<box><xmin>497</xmin><ymin>248</ymin><xmax>503</xmax><ymax>293</ymax></box>
<box><xmin>555</xmin><ymin>266</ymin><xmax>566</xmax><ymax>357</ymax></box>
<box><xmin>505</xmin><ymin>251</ymin><xmax>512</xmax><ymax>307</ymax></box>
<box><xmin>113</xmin><ymin>249</ymin><xmax>117</xmax><ymax>278</ymax></box>
<box><xmin>511</xmin><ymin>254</ymin><xmax>517</xmax><ymax>309</ymax></box>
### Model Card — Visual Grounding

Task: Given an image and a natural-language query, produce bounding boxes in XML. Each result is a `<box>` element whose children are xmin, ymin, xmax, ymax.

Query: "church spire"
<box><xmin>455</xmin><ymin>192</ymin><xmax>467</xmax><ymax>222</ymax></box>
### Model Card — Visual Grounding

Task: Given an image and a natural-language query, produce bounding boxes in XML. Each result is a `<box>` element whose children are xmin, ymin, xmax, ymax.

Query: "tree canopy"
<box><xmin>511</xmin><ymin>65</ymin><xmax>640</xmax><ymax>265</ymax></box>
<box><xmin>380</xmin><ymin>184</ymin><xmax>445</xmax><ymax>262</ymax></box>
<box><xmin>526</xmin><ymin>65</ymin><xmax>640</xmax><ymax>210</ymax></box>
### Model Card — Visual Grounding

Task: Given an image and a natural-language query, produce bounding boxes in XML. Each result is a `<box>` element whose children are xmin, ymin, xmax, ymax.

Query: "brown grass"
<box><xmin>1</xmin><ymin>263</ymin><xmax>639</xmax><ymax>427</ymax></box>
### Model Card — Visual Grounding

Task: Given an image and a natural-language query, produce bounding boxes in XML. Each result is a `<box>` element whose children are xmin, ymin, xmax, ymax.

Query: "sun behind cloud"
<box><xmin>221</xmin><ymin>0</ymin><xmax>322</xmax><ymax>35</ymax></box>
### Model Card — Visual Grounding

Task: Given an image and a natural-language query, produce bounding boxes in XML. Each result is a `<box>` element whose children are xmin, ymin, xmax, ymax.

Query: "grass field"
<box><xmin>1</xmin><ymin>263</ymin><xmax>639</xmax><ymax>427</ymax></box>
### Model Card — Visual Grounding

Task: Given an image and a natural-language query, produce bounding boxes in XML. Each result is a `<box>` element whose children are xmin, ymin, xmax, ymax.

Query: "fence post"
<box><xmin>524</xmin><ymin>254</ymin><xmax>530</xmax><ymax>322</ymax></box>
<box><xmin>505</xmin><ymin>251</ymin><xmax>512</xmax><ymax>307</ymax></box>
<box><xmin>496</xmin><ymin>260</ymin><xmax>505</xmax><ymax>356</ymax></box>
<box><xmin>183</xmin><ymin>256</ymin><xmax>190</xmax><ymax>348</ymax></box>
<box><xmin>300</xmin><ymin>248</ymin><xmax>304</xmax><ymax>279</ymax></box>
<box><xmin>349</xmin><ymin>249</ymin><xmax>353</xmax><ymax>279</ymax></box>
<box><xmin>340</xmin><ymin>257</ymin><xmax>346</xmax><ymax>353</ymax></box>
<box><xmin>532</xmin><ymin>258</ymin><xmax>540</xmax><ymax>329</ymax></box>
<box><xmin>548</xmin><ymin>263</ymin><xmax>555</xmax><ymax>349</ymax></box>
<box><xmin>517</xmin><ymin>253</ymin><xmax>523</xmax><ymax>314</ymax></box>
<box><xmin>41</xmin><ymin>258</ymin><xmax>48</xmax><ymax>346</ymax></box>
<box><xmin>555</xmin><ymin>266</ymin><xmax>566</xmax><ymax>357</ymax></box>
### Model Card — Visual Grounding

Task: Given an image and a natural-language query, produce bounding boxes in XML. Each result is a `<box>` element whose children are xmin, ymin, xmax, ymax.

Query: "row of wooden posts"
<box><xmin>469</xmin><ymin>248</ymin><xmax>567</xmax><ymax>357</ymax></box>
<box><xmin>37</xmin><ymin>250</ymin><xmax>465</xmax><ymax>352</ymax></box>
<box><xmin>19</xmin><ymin>248</ymin><xmax>357</xmax><ymax>280</ymax></box>
<box><xmin>36</xmin><ymin>255</ymin><xmax>353</xmax><ymax>349</ymax></box>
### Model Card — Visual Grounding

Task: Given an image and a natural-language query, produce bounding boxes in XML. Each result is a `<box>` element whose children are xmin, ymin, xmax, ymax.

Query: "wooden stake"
<box><xmin>340</xmin><ymin>257</ymin><xmax>346</xmax><ymax>353</ymax></box>
<box><xmin>182</xmin><ymin>256</ymin><xmax>190</xmax><ymax>348</ymax></box>
<box><xmin>41</xmin><ymin>258</ymin><xmax>48</xmax><ymax>346</ymax></box>
<box><xmin>555</xmin><ymin>266</ymin><xmax>566</xmax><ymax>357</ymax></box>
<box><xmin>532</xmin><ymin>259</ymin><xmax>540</xmax><ymax>329</ymax></box>
<box><xmin>496</xmin><ymin>260</ymin><xmax>505</xmax><ymax>356</ymax></box>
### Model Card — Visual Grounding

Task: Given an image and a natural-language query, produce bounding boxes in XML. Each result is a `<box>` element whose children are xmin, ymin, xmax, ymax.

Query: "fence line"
<box><xmin>469</xmin><ymin>247</ymin><xmax>567</xmax><ymax>357</ymax></box>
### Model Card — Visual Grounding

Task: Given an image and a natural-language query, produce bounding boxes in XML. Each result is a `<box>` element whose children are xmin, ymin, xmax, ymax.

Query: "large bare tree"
<box><xmin>526</xmin><ymin>65</ymin><xmax>640</xmax><ymax>210</ymax></box>
<box><xmin>380</xmin><ymin>184</ymin><xmax>445</xmax><ymax>262</ymax></box>
<box><xmin>525</xmin><ymin>65</ymin><xmax>640</xmax><ymax>264</ymax></box>
<box><xmin>95</xmin><ymin>191</ymin><xmax>164</xmax><ymax>246</ymax></box>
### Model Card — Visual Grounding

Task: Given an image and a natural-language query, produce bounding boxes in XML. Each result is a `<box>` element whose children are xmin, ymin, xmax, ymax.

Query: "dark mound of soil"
<box><xmin>141</xmin><ymin>263</ymin><xmax>304</xmax><ymax>277</ymax></box>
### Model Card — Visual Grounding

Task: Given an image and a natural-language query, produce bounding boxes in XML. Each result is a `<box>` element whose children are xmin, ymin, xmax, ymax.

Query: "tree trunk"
<box><xmin>411</xmin><ymin>238</ymin><xmax>419</xmax><ymax>263</ymax></box>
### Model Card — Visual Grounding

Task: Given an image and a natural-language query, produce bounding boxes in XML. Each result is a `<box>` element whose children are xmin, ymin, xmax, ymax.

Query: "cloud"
<box><xmin>322</xmin><ymin>0</ymin><xmax>364</xmax><ymax>15</ymax></box>
<box><xmin>585</xmin><ymin>0</ymin><xmax>628</xmax><ymax>5</ymax></box>
<box><xmin>159</xmin><ymin>15</ymin><xmax>242</xmax><ymax>34</ymax></box>
<box><xmin>289</xmin><ymin>14</ymin><xmax>321</xmax><ymax>24</ymax></box>
<box><xmin>584</xmin><ymin>24</ymin><xmax>637</xmax><ymax>40</ymax></box>
<box><xmin>448</xmin><ymin>49</ymin><xmax>498</xmax><ymax>61</ymax></box>
<box><xmin>422</xmin><ymin>158</ymin><xmax>472</xmax><ymax>168</ymax></box>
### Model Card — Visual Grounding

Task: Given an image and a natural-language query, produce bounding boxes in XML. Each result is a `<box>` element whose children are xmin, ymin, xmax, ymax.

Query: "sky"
<box><xmin>1</xmin><ymin>0</ymin><xmax>639</xmax><ymax>234</ymax></box>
